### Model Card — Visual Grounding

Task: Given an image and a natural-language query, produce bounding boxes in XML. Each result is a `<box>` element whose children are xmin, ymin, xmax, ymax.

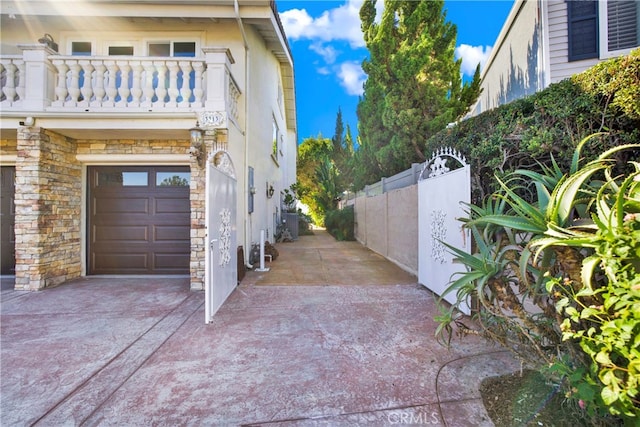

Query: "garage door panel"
<box><xmin>154</xmin><ymin>225</ymin><xmax>189</xmax><ymax>242</ymax></box>
<box><xmin>94</xmin><ymin>197</ymin><xmax>149</xmax><ymax>214</ymax></box>
<box><xmin>155</xmin><ymin>197</ymin><xmax>191</xmax><ymax>214</ymax></box>
<box><xmin>1</xmin><ymin>167</ymin><xmax>16</xmax><ymax>274</ymax></box>
<box><xmin>154</xmin><ymin>253</ymin><xmax>190</xmax><ymax>270</ymax></box>
<box><xmin>88</xmin><ymin>166</ymin><xmax>190</xmax><ymax>275</ymax></box>
<box><xmin>92</xmin><ymin>253</ymin><xmax>149</xmax><ymax>272</ymax></box>
<box><xmin>94</xmin><ymin>225</ymin><xmax>148</xmax><ymax>242</ymax></box>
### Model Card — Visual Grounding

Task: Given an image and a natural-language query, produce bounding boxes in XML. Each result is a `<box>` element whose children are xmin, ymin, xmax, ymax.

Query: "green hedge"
<box><xmin>424</xmin><ymin>49</ymin><xmax>640</xmax><ymax>204</ymax></box>
<box><xmin>325</xmin><ymin>206</ymin><xmax>355</xmax><ymax>241</ymax></box>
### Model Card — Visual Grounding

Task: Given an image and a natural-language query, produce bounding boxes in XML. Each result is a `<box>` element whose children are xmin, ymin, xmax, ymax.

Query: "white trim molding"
<box><xmin>76</xmin><ymin>154</ymin><xmax>189</xmax><ymax>164</ymax></box>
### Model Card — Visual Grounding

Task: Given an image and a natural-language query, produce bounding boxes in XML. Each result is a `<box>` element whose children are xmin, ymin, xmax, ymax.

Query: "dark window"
<box><xmin>108</xmin><ymin>46</ymin><xmax>134</xmax><ymax>56</ymax></box>
<box><xmin>156</xmin><ymin>172</ymin><xmax>190</xmax><ymax>187</ymax></box>
<box><xmin>608</xmin><ymin>0</ymin><xmax>639</xmax><ymax>51</ymax></box>
<box><xmin>174</xmin><ymin>42</ymin><xmax>196</xmax><ymax>57</ymax></box>
<box><xmin>147</xmin><ymin>42</ymin><xmax>196</xmax><ymax>57</ymax></box>
<box><xmin>71</xmin><ymin>42</ymin><xmax>92</xmax><ymax>56</ymax></box>
<box><xmin>567</xmin><ymin>0</ymin><xmax>599</xmax><ymax>61</ymax></box>
<box><xmin>148</xmin><ymin>43</ymin><xmax>171</xmax><ymax>57</ymax></box>
<box><xmin>98</xmin><ymin>171</ymin><xmax>148</xmax><ymax>187</ymax></box>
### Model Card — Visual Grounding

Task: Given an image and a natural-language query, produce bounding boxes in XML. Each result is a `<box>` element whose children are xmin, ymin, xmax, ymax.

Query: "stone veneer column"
<box><xmin>14</xmin><ymin>127</ymin><xmax>82</xmax><ymax>290</ymax></box>
<box><xmin>189</xmin><ymin>129</ymin><xmax>229</xmax><ymax>291</ymax></box>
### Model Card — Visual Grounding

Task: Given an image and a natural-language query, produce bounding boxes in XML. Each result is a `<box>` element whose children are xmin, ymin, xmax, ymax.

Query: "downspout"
<box><xmin>234</xmin><ymin>0</ymin><xmax>252</xmax><ymax>268</ymax></box>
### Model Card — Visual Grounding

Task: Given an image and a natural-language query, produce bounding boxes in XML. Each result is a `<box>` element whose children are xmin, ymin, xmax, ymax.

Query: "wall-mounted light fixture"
<box><xmin>37</xmin><ymin>33</ymin><xmax>58</xmax><ymax>52</ymax></box>
<box><xmin>189</xmin><ymin>121</ymin><xmax>205</xmax><ymax>168</ymax></box>
<box><xmin>18</xmin><ymin>117</ymin><xmax>35</xmax><ymax>126</ymax></box>
<box><xmin>266</xmin><ymin>183</ymin><xmax>275</xmax><ymax>199</ymax></box>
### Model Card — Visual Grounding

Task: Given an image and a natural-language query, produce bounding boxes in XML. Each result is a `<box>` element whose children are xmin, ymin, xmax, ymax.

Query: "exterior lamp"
<box><xmin>189</xmin><ymin>121</ymin><xmax>205</xmax><ymax>167</ymax></box>
<box><xmin>267</xmin><ymin>183</ymin><xmax>275</xmax><ymax>199</ymax></box>
<box><xmin>37</xmin><ymin>33</ymin><xmax>58</xmax><ymax>52</ymax></box>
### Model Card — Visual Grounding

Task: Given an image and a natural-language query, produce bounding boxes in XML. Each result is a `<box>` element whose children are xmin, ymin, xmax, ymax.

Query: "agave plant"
<box><xmin>436</xmin><ymin>135</ymin><xmax>640</xmax><ymax>421</ymax></box>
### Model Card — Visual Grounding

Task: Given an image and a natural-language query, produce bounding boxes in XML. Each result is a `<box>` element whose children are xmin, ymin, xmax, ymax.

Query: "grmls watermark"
<box><xmin>387</xmin><ymin>410</ymin><xmax>440</xmax><ymax>425</ymax></box>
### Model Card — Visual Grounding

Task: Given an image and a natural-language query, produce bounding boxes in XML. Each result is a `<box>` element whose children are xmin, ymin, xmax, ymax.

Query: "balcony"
<box><xmin>1</xmin><ymin>45</ymin><xmax>240</xmax><ymax>127</ymax></box>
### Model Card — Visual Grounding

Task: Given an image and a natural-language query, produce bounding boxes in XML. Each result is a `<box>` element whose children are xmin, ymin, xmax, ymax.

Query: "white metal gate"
<box><xmin>418</xmin><ymin>148</ymin><xmax>471</xmax><ymax>315</ymax></box>
<box><xmin>205</xmin><ymin>151</ymin><xmax>238</xmax><ymax>323</ymax></box>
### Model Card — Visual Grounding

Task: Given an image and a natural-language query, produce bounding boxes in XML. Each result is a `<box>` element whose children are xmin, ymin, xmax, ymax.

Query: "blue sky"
<box><xmin>276</xmin><ymin>0</ymin><xmax>515</xmax><ymax>142</ymax></box>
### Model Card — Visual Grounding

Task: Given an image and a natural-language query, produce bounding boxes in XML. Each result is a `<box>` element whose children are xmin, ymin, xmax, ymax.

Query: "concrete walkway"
<box><xmin>1</xmin><ymin>231</ymin><xmax>519</xmax><ymax>426</ymax></box>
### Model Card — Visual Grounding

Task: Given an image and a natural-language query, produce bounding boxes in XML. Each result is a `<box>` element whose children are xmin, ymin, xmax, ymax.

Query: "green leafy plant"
<box><xmin>436</xmin><ymin>138</ymin><xmax>640</xmax><ymax>422</ymax></box>
<box><xmin>531</xmin><ymin>153</ymin><xmax>640</xmax><ymax>420</ymax></box>
<box><xmin>324</xmin><ymin>205</ymin><xmax>355</xmax><ymax>241</ymax></box>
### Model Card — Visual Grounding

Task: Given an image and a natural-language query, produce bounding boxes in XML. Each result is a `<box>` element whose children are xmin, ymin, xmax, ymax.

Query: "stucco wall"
<box><xmin>364</xmin><ymin>194</ymin><xmax>387</xmax><ymax>259</ymax></box>
<box><xmin>245</xmin><ymin>26</ymin><xmax>291</xmax><ymax>244</ymax></box>
<box><xmin>386</xmin><ymin>186</ymin><xmax>418</xmax><ymax>273</ymax></box>
<box><xmin>354</xmin><ymin>185</ymin><xmax>418</xmax><ymax>276</ymax></box>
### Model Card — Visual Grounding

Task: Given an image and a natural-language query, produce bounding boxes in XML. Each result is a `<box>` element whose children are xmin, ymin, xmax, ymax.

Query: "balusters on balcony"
<box><xmin>179</xmin><ymin>61</ymin><xmax>192</xmax><ymax>107</ymax></box>
<box><xmin>193</xmin><ymin>62</ymin><xmax>205</xmax><ymax>105</ymax></box>
<box><xmin>116</xmin><ymin>61</ymin><xmax>131</xmax><ymax>107</ymax></box>
<box><xmin>2</xmin><ymin>53</ymin><xmax>237</xmax><ymax>114</ymax></box>
<box><xmin>154</xmin><ymin>61</ymin><xmax>168</xmax><ymax>108</ymax></box>
<box><xmin>52</xmin><ymin>60</ymin><xmax>68</xmax><ymax>106</ymax></box>
<box><xmin>142</xmin><ymin>61</ymin><xmax>155</xmax><ymax>108</ymax></box>
<box><xmin>67</xmin><ymin>61</ymin><xmax>81</xmax><ymax>106</ymax></box>
<box><xmin>228</xmin><ymin>78</ymin><xmax>240</xmax><ymax>124</ymax></box>
<box><xmin>130</xmin><ymin>61</ymin><xmax>143</xmax><ymax>107</ymax></box>
<box><xmin>0</xmin><ymin>59</ymin><xmax>24</xmax><ymax>106</ymax></box>
<box><xmin>79</xmin><ymin>60</ymin><xmax>94</xmax><ymax>108</ymax></box>
<box><xmin>92</xmin><ymin>62</ymin><xmax>106</xmax><ymax>106</ymax></box>
<box><xmin>15</xmin><ymin>61</ymin><xmax>26</xmax><ymax>103</ymax></box>
<box><xmin>104</xmin><ymin>61</ymin><xmax>119</xmax><ymax>106</ymax></box>
<box><xmin>166</xmin><ymin>61</ymin><xmax>180</xmax><ymax>107</ymax></box>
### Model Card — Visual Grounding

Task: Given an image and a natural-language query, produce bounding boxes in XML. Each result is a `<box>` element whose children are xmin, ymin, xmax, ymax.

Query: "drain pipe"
<box><xmin>234</xmin><ymin>0</ymin><xmax>252</xmax><ymax>268</ymax></box>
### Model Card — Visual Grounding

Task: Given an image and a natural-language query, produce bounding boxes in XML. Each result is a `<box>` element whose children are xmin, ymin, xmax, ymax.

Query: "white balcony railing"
<box><xmin>0</xmin><ymin>56</ymin><xmax>25</xmax><ymax>108</ymax></box>
<box><xmin>50</xmin><ymin>57</ymin><xmax>206</xmax><ymax>109</ymax></box>
<box><xmin>1</xmin><ymin>46</ymin><xmax>240</xmax><ymax>124</ymax></box>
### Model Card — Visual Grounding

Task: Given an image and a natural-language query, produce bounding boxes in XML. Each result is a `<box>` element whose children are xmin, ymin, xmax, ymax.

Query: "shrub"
<box><xmin>423</xmin><ymin>48</ymin><xmax>640</xmax><ymax>205</ymax></box>
<box><xmin>325</xmin><ymin>206</ymin><xmax>355</xmax><ymax>241</ymax></box>
<box><xmin>436</xmin><ymin>139</ymin><xmax>640</xmax><ymax>422</ymax></box>
<box><xmin>298</xmin><ymin>213</ymin><xmax>314</xmax><ymax>236</ymax></box>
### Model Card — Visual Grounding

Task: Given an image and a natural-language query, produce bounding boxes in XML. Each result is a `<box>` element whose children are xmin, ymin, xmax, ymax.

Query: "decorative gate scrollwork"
<box><xmin>418</xmin><ymin>147</ymin><xmax>471</xmax><ymax>315</ymax></box>
<box><xmin>205</xmin><ymin>150</ymin><xmax>238</xmax><ymax>323</ymax></box>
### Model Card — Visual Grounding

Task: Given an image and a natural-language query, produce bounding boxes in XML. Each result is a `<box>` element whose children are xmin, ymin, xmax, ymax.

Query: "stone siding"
<box><xmin>14</xmin><ymin>128</ymin><xmax>82</xmax><ymax>290</ymax></box>
<box><xmin>1</xmin><ymin>139</ymin><xmax>18</xmax><ymax>156</ymax></box>
<box><xmin>76</xmin><ymin>138</ymin><xmax>188</xmax><ymax>155</ymax></box>
<box><xmin>189</xmin><ymin>129</ymin><xmax>228</xmax><ymax>291</ymax></box>
<box><xmin>4</xmin><ymin>131</ymin><xmax>221</xmax><ymax>291</ymax></box>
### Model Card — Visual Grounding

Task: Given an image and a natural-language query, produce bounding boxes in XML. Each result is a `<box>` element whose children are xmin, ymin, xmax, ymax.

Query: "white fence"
<box><xmin>350</xmin><ymin>148</ymin><xmax>471</xmax><ymax>312</ymax></box>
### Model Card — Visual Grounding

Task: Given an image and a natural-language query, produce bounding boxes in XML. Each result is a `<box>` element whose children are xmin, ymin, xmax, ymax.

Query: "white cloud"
<box><xmin>455</xmin><ymin>44</ymin><xmax>493</xmax><ymax>76</ymax></box>
<box><xmin>279</xmin><ymin>1</ymin><xmax>382</xmax><ymax>97</ymax></box>
<box><xmin>338</xmin><ymin>61</ymin><xmax>366</xmax><ymax>96</ymax></box>
<box><xmin>280</xmin><ymin>0</ymin><xmax>365</xmax><ymax>48</ymax></box>
<box><xmin>279</xmin><ymin>8</ymin><xmax>314</xmax><ymax>39</ymax></box>
<box><xmin>310</xmin><ymin>42</ymin><xmax>339</xmax><ymax>64</ymax></box>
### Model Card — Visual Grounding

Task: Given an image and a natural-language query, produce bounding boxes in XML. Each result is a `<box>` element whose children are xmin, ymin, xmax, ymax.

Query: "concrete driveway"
<box><xmin>1</xmin><ymin>231</ymin><xmax>519</xmax><ymax>426</ymax></box>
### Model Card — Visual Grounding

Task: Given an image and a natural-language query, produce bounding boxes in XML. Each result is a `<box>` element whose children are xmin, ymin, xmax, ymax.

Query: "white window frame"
<box><xmin>60</xmin><ymin>32</ymin><xmax>204</xmax><ymax>56</ymax></box>
<box><xmin>104</xmin><ymin>41</ymin><xmax>138</xmax><ymax>56</ymax></box>
<box><xmin>145</xmin><ymin>41</ymin><xmax>199</xmax><ymax>57</ymax></box>
<box><xmin>68</xmin><ymin>40</ymin><xmax>95</xmax><ymax>56</ymax></box>
<box><xmin>143</xmin><ymin>35</ymin><xmax>202</xmax><ymax>57</ymax></box>
<box><xmin>598</xmin><ymin>0</ymin><xmax>640</xmax><ymax>59</ymax></box>
<box><xmin>271</xmin><ymin>116</ymin><xmax>281</xmax><ymax>166</ymax></box>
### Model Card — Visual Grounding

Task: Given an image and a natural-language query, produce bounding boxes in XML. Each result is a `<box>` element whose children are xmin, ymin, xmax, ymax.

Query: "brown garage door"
<box><xmin>88</xmin><ymin>166</ymin><xmax>190</xmax><ymax>275</ymax></box>
<box><xmin>1</xmin><ymin>167</ymin><xmax>15</xmax><ymax>275</ymax></box>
